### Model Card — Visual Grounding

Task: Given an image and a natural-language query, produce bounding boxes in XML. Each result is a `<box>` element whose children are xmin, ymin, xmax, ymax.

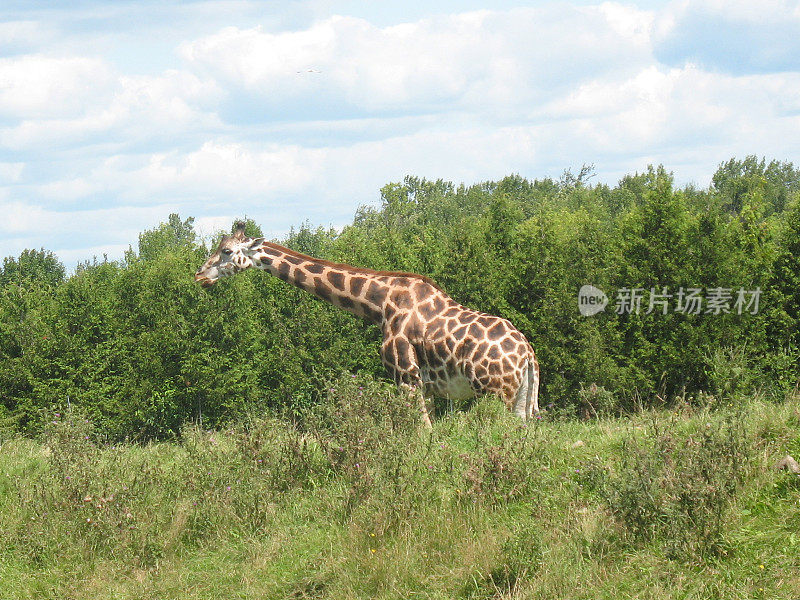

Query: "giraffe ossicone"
<box><xmin>195</xmin><ymin>222</ymin><xmax>540</xmax><ymax>425</ymax></box>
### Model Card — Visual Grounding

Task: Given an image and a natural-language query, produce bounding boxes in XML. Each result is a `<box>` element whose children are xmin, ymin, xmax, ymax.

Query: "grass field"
<box><xmin>1</xmin><ymin>377</ymin><xmax>799</xmax><ymax>599</ymax></box>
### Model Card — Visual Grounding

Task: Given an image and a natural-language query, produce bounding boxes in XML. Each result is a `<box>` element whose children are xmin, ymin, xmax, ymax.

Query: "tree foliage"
<box><xmin>1</xmin><ymin>157</ymin><xmax>798</xmax><ymax>438</ymax></box>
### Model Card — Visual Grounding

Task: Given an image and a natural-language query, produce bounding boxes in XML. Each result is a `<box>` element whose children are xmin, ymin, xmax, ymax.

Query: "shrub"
<box><xmin>306</xmin><ymin>374</ymin><xmax>422</xmax><ymax>521</ymax></box>
<box><xmin>578</xmin><ymin>383</ymin><xmax>618</xmax><ymax>418</ymax></box>
<box><xmin>595</xmin><ymin>412</ymin><xmax>750</xmax><ymax>559</ymax></box>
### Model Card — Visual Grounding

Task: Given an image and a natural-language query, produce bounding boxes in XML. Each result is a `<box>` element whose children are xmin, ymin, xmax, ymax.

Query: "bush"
<box><xmin>307</xmin><ymin>373</ymin><xmax>423</xmax><ymax>522</ymax></box>
<box><xmin>590</xmin><ymin>411</ymin><xmax>750</xmax><ymax>560</ymax></box>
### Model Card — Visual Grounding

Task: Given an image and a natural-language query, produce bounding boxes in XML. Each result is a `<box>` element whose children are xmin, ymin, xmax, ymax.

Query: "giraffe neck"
<box><xmin>252</xmin><ymin>242</ymin><xmax>405</xmax><ymax>324</ymax></box>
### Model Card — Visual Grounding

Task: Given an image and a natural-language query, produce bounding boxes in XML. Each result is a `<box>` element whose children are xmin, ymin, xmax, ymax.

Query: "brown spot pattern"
<box><xmin>327</xmin><ymin>270</ymin><xmax>346</xmax><ymax>291</ymax></box>
<box><xmin>350</xmin><ymin>276</ymin><xmax>367</xmax><ymax>296</ymax></box>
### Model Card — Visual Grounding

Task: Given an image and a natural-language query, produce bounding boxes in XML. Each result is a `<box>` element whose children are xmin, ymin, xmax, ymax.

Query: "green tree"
<box><xmin>136</xmin><ymin>213</ymin><xmax>196</xmax><ymax>262</ymax></box>
<box><xmin>0</xmin><ymin>248</ymin><xmax>65</xmax><ymax>288</ymax></box>
<box><xmin>712</xmin><ymin>156</ymin><xmax>800</xmax><ymax>214</ymax></box>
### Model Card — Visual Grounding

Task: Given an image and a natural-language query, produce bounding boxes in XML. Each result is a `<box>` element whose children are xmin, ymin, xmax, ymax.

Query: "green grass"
<box><xmin>1</xmin><ymin>377</ymin><xmax>799</xmax><ymax>599</ymax></box>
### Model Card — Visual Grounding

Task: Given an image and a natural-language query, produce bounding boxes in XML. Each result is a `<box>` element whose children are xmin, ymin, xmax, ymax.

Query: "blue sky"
<box><xmin>1</xmin><ymin>0</ymin><xmax>799</xmax><ymax>270</ymax></box>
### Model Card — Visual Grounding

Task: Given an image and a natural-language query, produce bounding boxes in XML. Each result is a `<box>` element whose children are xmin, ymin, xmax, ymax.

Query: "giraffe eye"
<box><xmin>222</xmin><ymin>249</ymin><xmax>233</xmax><ymax>256</ymax></box>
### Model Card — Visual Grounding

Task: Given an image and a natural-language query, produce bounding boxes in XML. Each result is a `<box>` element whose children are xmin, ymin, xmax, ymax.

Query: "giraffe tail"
<box><xmin>526</xmin><ymin>356</ymin><xmax>540</xmax><ymax>420</ymax></box>
<box><xmin>513</xmin><ymin>357</ymin><xmax>540</xmax><ymax>421</ymax></box>
<box><xmin>513</xmin><ymin>362</ymin><xmax>530</xmax><ymax>419</ymax></box>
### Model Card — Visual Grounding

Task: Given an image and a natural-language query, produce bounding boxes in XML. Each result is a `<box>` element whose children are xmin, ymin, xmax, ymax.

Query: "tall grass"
<box><xmin>1</xmin><ymin>379</ymin><xmax>799</xmax><ymax>599</ymax></box>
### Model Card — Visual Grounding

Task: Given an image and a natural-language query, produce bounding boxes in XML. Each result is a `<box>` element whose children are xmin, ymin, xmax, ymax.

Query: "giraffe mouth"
<box><xmin>195</xmin><ymin>274</ymin><xmax>216</xmax><ymax>288</ymax></box>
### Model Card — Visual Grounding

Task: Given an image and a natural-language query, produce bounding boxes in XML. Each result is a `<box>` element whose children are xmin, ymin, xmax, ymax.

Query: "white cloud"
<box><xmin>193</xmin><ymin>215</ymin><xmax>234</xmax><ymax>240</ymax></box>
<box><xmin>530</xmin><ymin>64</ymin><xmax>800</xmax><ymax>186</ymax></box>
<box><xmin>0</xmin><ymin>198</ymin><xmax>189</xmax><ymax>267</ymax></box>
<box><xmin>655</xmin><ymin>0</ymin><xmax>800</xmax><ymax>74</ymax></box>
<box><xmin>663</xmin><ymin>0</ymin><xmax>800</xmax><ymax>27</ymax></box>
<box><xmin>0</xmin><ymin>67</ymin><xmax>223</xmax><ymax>151</ymax></box>
<box><xmin>0</xmin><ymin>20</ymin><xmax>54</xmax><ymax>52</ymax></box>
<box><xmin>0</xmin><ymin>54</ymin><xmax>113</xmax><ymax>119</ymax></box>
<box><xmin>0</xmin><ymin>161</ymin><xmax>24</xmax><ymax>183</ymax></box>
<box><xmin>598</xmin><ymin>2</ymin><xmax>654</xmax><ymax>45</ymax></box>
<box><xmin>180</xmin><ymin>6</ymin><xmax>657</xmax><ymax>116</ymax></box>
<box><xmin>0</xmin><ymin>200</ymin><xmax>51</xmax><ymax>236</ymax></box>
<box><xmin>1</xmin><ymin>111</ymin><xmax>119</xmax><ymax>151</ymax></box>
<box><xmin>0</xmin><ymin>199</ymin><xmax>165</xmax><ymax>237</ymax></box>
<box><xmin>116</xmin><ymin>70</ymin><xmax>223</xmax><ymax>120</ymax></box>
<box><xmin>1</xmin><ymin>1</ymin><xmax>799</xmax><ymax>270</ymax></box>
<box><xmin>132</xmin><ymin>140</ymin><xmax>321</xmax><ymax>198</ymax></box>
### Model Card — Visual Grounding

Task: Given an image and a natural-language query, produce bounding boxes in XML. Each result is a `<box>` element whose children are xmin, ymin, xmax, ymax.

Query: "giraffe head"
<box><xmin>194</xmin><ymin>222</ymin><xmax>263</xmax><ymax>288</ymax></box>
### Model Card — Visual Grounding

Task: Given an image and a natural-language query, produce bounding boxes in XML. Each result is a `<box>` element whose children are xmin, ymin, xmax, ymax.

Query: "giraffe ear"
<box><xmin>247</xmin><ymin>237</ymin><xmax>265</xmax><ymax>250</ymax></box>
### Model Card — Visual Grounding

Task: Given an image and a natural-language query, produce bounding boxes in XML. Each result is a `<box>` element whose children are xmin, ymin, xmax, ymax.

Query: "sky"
<box><xmin>1</xmin><ymin>0</ymin><xmax>799</xmax><ymax>270</ymax></box>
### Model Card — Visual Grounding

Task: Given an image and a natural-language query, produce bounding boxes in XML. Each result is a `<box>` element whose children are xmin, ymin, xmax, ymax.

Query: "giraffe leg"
<box><xmin>381</xmin><ymin>336</ymin><xmax>433</xmax><ymax>428</ymax></box>
<box><xmin>400</xmin><ymin>383</ymin><xmax>433</xmax><ymax>428</ymax></box>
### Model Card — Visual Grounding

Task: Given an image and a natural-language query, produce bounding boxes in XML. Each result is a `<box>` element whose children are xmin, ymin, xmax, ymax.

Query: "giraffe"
<box><xmin>195</xmin><ymin>223</ymin><xmax>540</xmax><ymax>426</ymax></box>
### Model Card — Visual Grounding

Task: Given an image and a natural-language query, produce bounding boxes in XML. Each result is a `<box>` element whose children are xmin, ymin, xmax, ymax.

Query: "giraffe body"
<box><xmin>196</xmin><ymin>224</ymin><xmax>540</xmax><ymax>423</ymax></box>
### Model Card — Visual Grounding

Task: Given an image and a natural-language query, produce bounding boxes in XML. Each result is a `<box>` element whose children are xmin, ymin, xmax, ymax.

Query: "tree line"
<box><xmin>1</xmin><ymin>156</ymin><xmax>798</xmax><ymax>439</ymax></box>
